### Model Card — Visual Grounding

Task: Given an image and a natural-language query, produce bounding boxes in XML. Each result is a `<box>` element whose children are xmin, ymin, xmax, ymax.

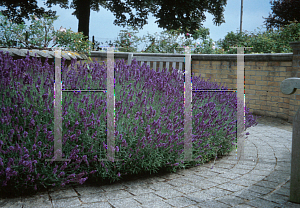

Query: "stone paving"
<box><xmin>1</xmin><ymin>115</ymin><xmax>300</xmax><ymax>208</ymax></box>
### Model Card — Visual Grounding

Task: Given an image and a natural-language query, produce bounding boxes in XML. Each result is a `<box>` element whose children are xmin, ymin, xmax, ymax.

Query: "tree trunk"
<box><xmin>77</xmin><ymin>0</ymin><xmax>91</xmax><ymax>41</ymax></box>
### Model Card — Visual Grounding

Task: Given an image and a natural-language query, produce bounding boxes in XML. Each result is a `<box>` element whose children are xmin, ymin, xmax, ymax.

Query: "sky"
<box><xmin>0</xmin><ymin>0</ymin><xmax>274</xmax><ymax>52</ymax></box>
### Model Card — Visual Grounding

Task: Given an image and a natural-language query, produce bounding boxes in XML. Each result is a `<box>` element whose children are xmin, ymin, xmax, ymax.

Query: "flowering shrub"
<box><xmin>0</xmin><ymin>51</ymin><xmax>259</xmax><ymax>197</ymax></box>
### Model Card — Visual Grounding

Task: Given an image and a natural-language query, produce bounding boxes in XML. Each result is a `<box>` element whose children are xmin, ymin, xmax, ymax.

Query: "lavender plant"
<box><xmin>0</xmin><ymin>51</ymin><xmax>259</xmax><ymax>197</ymax></box>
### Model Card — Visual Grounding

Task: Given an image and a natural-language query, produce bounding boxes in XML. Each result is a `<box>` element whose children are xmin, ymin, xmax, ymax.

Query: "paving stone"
<box><xmin>166</xmin><ymin>178</ymin><xmax>191</xmax><ymax>187</ymax></box>
<box><xmin>74</xmin><ymin>185</ymin><xmax>105</xmax><ymax>196</ymax></box>
<box><xmin>233</xmin><ymin>189</ymin><xmax>264</xmax><ymax>201</ymax></box>
<box><xmin>272</xmin><ymin>187</ymin><xmax>290</xmax><ymax>197</ymax></box>
<box><xmin>249</xmin><ymin>169</ymin><xmax>272</xmax><ymax>176</ymax></box>
<box><xmin>52</xmin><ymin>196</ymin><xmax>82</xmax><ymax>208</ymax></box>
<box><xmin>194</xmin><ymin>170</ymin><xmax>220</xmax><ymax>178</ymax></box>
<box><xmin>216</xmin><ymin>195</ymin><xmax>247</xmax><ymax>207</ymax></box>
<box><xmin>100</xmin><ymin>183</ymin><xmax>128</xmax><ymax>192</ymax></box>
<box><xmin>145</xmin><ymin>182</ymin><xmax>175</xmax><ymax>191</ymax></box>
<box><xmin>108</xmin><ymin>197</ymin><xmax>142</xmax><ymax>208</ymax></box>
<box><xmin>191</xmin><ymin>179</ymin><xmax>220</xmax><ymax>190</ymax></box>
<box><xmin>230</xmin><ymin>178</ymin><xmax>256</xmax><ymax>187</ymax></box>
<box><xmin>253</xmin><ymin>163</ymin><xmax>276</xmax><ymax>171</ymax></box>
<box><xmin>141</xmin><ymin>199</ymin><xmax>174</xmax><ymax>208</ymax></box>
<box><xmin>247</xmin><ymin>185</ymin><xmax>273</xmax><ymax>195</ymax></box>
<box><xmin>80</xmin><ymin>201</ymin><xmax>113</xmax><ymax>208</ymax></box>
<box><xmin>262</xmin><ymin>193</ymin><xmax>290</xmax><ymax>205</ymax></box>
<box><xmin>49</xmin><ymin>187</ymin><xmax>78</xmax><ymax>200</ymax></box>
<box><xmin>263</xmin><ymin>175</ymin><xmax>289</xmax><ymax>184</ymax></box>
<box><xmin>236</xmin><ymin>160</ymin><xmax>256</xmax><ymax>168</ymax></box>
<box><xmin>221</xmin><ymin>159</ymin><xmax>239</xmax><ymax>165</ymax></box>
<box><xmin>254</xmin><ymin>180</ymin><xmax>281</xmax><ymax>189</ymax></box>
<box><xmin>173</xmin><ymin>184</ymin><xmax>202</xmax><ymax>194</ymax></box>
<box><xmin>234</xmin><ymin>204</ymin><xmax>256</xmax><ymax>207</ymax></box>
<box><xmin>125</xmin><ymin>184</ymin><xmax>155</xmax><ymax>195</ymax></box>
<box><xmin>187</xmin><ymin>187</ymin><xmax>232</xmax><ymax>203</ymax></box>
<box><xmin>208</xmin><ymin>167</ymin><xmax>229</xmax><ymax>174</ymax></box>
<box><xmin>277</xmin><ymin>201</ymin><xmax>300</xmax><ymax>208</ymax></box>
<box><xmin>213</xmin><ymin>163</ymin><xmax>236</xmax><ymax>169</ymax></box>
<box><xmin>238</xmin><ymin>174</ymin><xmax>267</xmax><ymax>182</ymax></box>
<box><xmin>164</xmin><ymin>196</ymin><xmax>198</xmax><ymax>207</ymax></box>
<box><xmin>158</xmin><ymin>172</ymin><xmax>183</xmax><ymax>180</ymax></box>
<box><xmin>280</xmin><ymin>181</ymin><xmax>290</xmax><ymax>190</ymax></box>
<box><xmin>206</xmin><ymin>176</ymin><xmax>233</xmax><ymax>184</ymax></box>
<box><xmin>216</xmin><ymin>182</ymin><xmax>246</xmax><ymax>192</ymax></box>
<box><xmin>103</xmin><ymin>189</ymin><xmax>133</xmax><ymax>200</ymax></box>
<box><xmin>196</xmin><ymin>198</ymin><xmax>232</xmax><ymax>208</ymax></box>
<box><xmin>22</xmin><ymin>194</ymin><xmax>53</xmax><ymax>208</ymax></box>
<box><xmin>233</xmin><ymin>164</ymin><xmax>256</xmax><ymax>170</ymax></box>
<box><xmin>153</xmin><ymin>187</ymin><xmax>183</xmax><ymax>199</ymax></box>
<box><xmin>244</xmin><ymin>197</ymin><xmax>280</xmax><ymax>208</ymax></box>
<box><xmin>0</xmin><ymin>197</ymin><xmax>25</xmax><ymax>208</ymax></box>
<box><xmin>218</xmin><ymin>172</ymin><xmax>243</xmax><ymax>179</ymax></box>
<box><xmin>133</xmin><ymin>192</ymin><xmax>165</xmax><ymax>204</ymax></box>
<box><xmin>268</xmin><ymin>170</ymin><xmax>291</xmax><ymax>179</ymax></box>
<box><xmin>79</xmin><ymin>193</ymin><xmax>108</xmax><ymax>203</ymax></box>
<box><xmin>226</xmin><ymin>168</ymin><xmax>252</xmax><ymax>175</ymax></box>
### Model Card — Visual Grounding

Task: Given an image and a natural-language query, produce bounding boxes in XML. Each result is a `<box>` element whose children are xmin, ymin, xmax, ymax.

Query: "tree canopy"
<box><xmin>0</xmin><ymin>0</ymin><xmax>228</xmax><ymax>41</ymax></box>
<box><xmin>0</xmin><ymin>0</ymin><xmax>57</xmax><ymax>25</ymax></box>
<box><xmin>263</xmin><ymin>0</ymin><xmax>300</xmax><ymax>30</ymax></box>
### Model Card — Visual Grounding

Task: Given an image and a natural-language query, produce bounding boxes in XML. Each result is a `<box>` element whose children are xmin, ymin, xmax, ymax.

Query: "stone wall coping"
<box><xmin>89</xmin><ymin>51</ymin><xmax>293</xmax><ymax>62</ymax></box>
<box><xmin>0</xmin><ymin>48</ymin><xmax>87</xmax><ymax>60</ymax></box>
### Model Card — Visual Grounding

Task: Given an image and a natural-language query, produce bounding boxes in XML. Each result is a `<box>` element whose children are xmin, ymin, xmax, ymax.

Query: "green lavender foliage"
<box><xmin>0</xmin><ymin>51</ymin><xmax>259</xmax><ymax>197</ymax></box>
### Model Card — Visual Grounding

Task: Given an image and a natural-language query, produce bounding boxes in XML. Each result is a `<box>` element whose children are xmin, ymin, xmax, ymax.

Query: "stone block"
<box><xmin>280</xmin><ymin>62</ymin><xmax>292</xmax><ymax>67</ymax></box>
<box><xmin>255</xmin><ymin>71</ymin><xmax>268</xmax><ymax>76</ymax></box>
<box><xmin>250</xmin><ymin>75</ymin><xmax>262</xmax><ymax>81</ymax></box>
<box><xmin>246</xmin><ymin>71</ymin><xmax>256</xmax><ymax>75</ymax></box>
<box><xmin>256</xmin><ymin>80</ymin><xmax>268</xmax><ymax>86</ymax></box>
<box><xmin>268</xmin><ymin>81</ymin><xmax>280</xmax><ymax>86</ymax></box>
<box><xmin>250</xmin><ymin>85</ymin><xmax>262</xmax><ymax>90</ymax></box>
<box><xmin>267</xmin><ymin>62</ymin><xmax>280</xmax><ymax>66</ymax></box>
<box><xmin>262</xmin><ymin>76</ymin><xmax>274</xmax><ymax>81</ymax></box>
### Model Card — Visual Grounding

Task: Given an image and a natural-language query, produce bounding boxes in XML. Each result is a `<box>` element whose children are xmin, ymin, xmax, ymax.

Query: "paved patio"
<box><xmin>1</xmin><ymin>115</ymin><xmax>300</xmax><ymax>208</ymax></box>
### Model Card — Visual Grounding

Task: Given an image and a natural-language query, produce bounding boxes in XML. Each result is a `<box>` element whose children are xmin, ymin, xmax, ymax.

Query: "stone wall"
<box><xmin>60</xmin><ymin>43</ymin><xmax>300</xmax><ymax>123</ymax></box>
<box><xmin>2</xmin><ymin>46</ymin><xmax>298</xmax><ymax>122</ymax></box>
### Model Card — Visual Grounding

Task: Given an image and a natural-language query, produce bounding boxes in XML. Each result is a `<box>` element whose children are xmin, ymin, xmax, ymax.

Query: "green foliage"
<box><xmin>262</xmin><ymin>0</ymin><xmax>300</xmax><ymax>31</ymax></box>
<box><xmin>216</xmin><ymin>22</ymin><xmax>300</xmax><ymax>54</ymax></box>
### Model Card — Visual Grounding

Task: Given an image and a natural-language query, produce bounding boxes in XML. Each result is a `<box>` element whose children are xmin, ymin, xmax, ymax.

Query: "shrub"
<box><xmin>216</xmin><ymin>22</ymin><xmax>300</xmax><ymax>54</ymax></box>
<box><xmin>0</xmin><ymin>51</ymin><xmax>259</xmax><ymax>197</ymax></box>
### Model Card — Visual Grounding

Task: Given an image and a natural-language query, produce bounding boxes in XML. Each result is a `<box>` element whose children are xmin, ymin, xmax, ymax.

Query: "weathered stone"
<box><xmin>280</xmin><ymin>76</ymin><xmax>300</xmax><ymax>203</ymax></box>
